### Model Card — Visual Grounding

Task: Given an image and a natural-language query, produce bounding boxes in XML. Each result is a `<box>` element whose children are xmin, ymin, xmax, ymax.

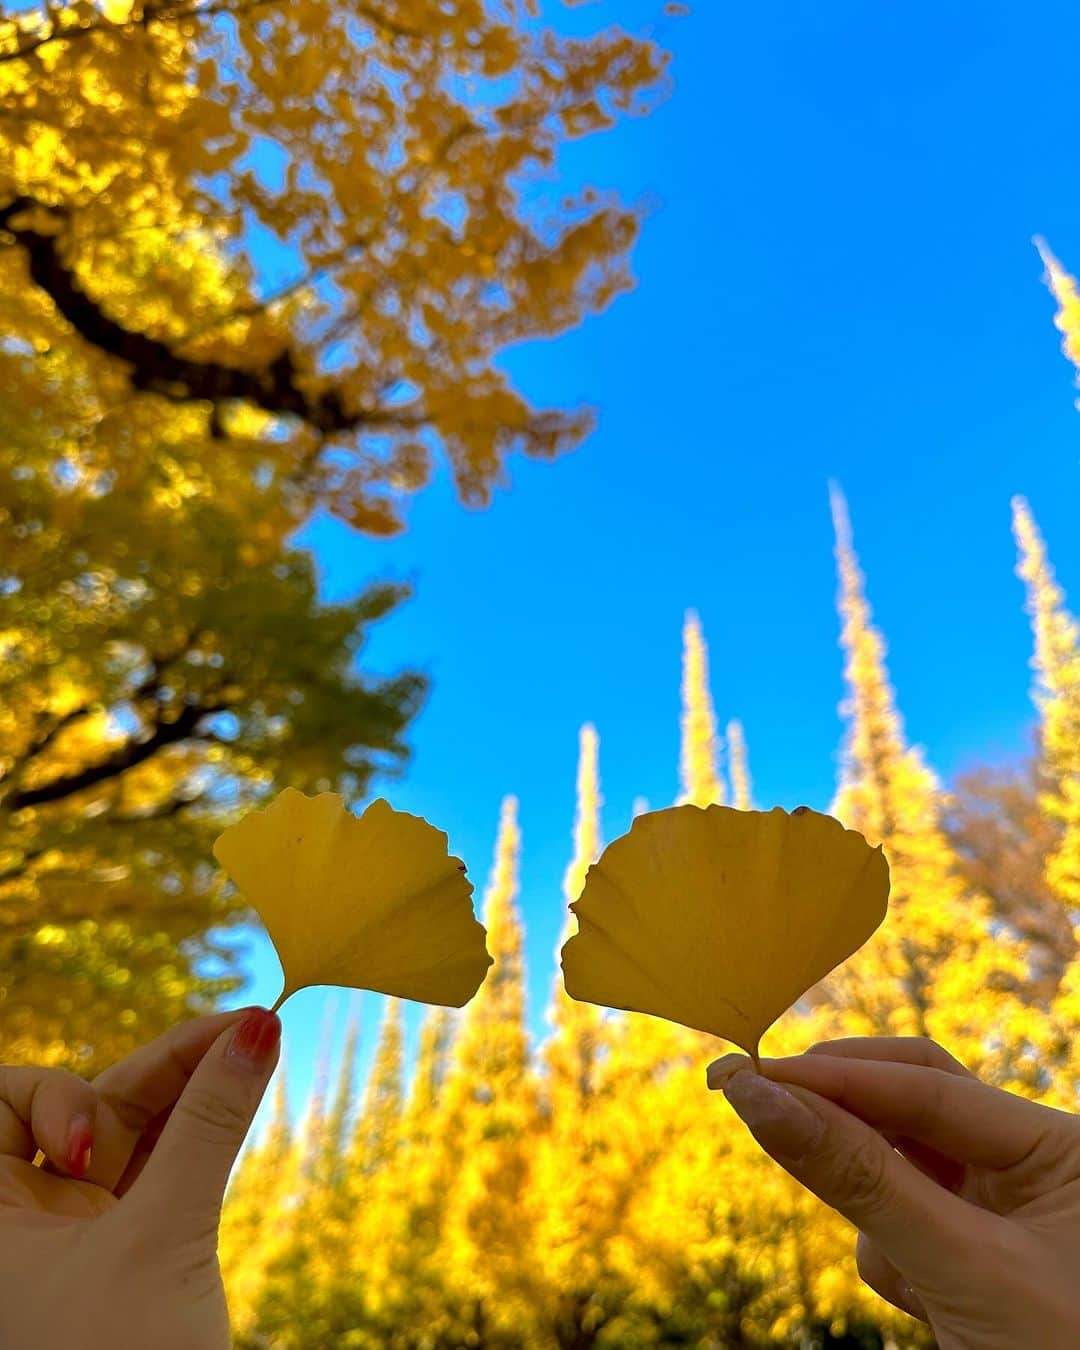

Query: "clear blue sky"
<box><xmin>225</xmin><ymin>0</ymin><xmax>1080</xmax><ymax>1135</ymax></box>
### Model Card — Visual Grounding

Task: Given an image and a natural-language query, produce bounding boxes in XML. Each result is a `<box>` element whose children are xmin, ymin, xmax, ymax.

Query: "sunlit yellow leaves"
<box><xmin>385</xmin><ymin>440</ymin><xmax>432</xmax><ymax>493</ymax></box>
<box><xmin>562</xmin><ymin>804</ymin><xmax>889</xmax><ymax>1058</ymax></box>
<box><xmin>1035</xmin><ymin>237</ymin><xmax>1080</xmax><ymax>399</ymax></box>
<box><xmin>678</xmin><ymin>608</ymin><xmax>722</xmax><ymax>807</ymax></box>
<box><xmin>726</xmin><ymin>718</ymin><xmax>753</xmax><ymax>810</ymax></box>
<box><xmin>1011</xmin><ymin>496</ymin><xmax>1080</xmax><ymax>912</ymax></box>
<box><xmin>0</xmin><ymin>0</ymin><xmax>666</xmax><ymax>530</ymax></box>
<box><xmin>1</xmin><ymin>185</ymin><xmax>430</xmax><ymax>1077</ymax></box>
<box><xmin>213</xmin><ymin>788</ymin><xmax>492</xmax><ymax>1011</ymax></box>
<box><xmin>4</xmin><ymin>201</ymin><xmax>64</xmax><ymax>236</ymax></box>
<box><xmin>821</xmin><ymin>487</ymin><xmax>1037</xmax><ymax>1085</ymax></box>
<box><xmin>479</xmin><ymin>26</ymin><xmax>521</xmax><ymax>78</ymax></box>
<box><xmin>12</xmin><ymin>707</ymin><xmax>117</xmax><ymax>798</ymax></box>
<box><xmin>347</xmin><ymin>495</ymin><xmax>405</xmax><ymax>536</ymax></box>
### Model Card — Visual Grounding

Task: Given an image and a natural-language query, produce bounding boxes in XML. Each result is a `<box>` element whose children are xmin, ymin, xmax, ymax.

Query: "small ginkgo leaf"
<box><xmin>560</xmin><ymin>804</ymin><xmax>888</xmax><ymax>1059</ymax></box>
<box><xmin>213</xmin><ymin>788</ymin><xmax>492</xmax><ymax>1014</ymax></box>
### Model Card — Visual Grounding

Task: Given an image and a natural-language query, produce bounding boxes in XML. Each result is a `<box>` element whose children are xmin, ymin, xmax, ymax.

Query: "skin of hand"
<box><xmin>0</xmin><ymin>1005</ymin><xmax>281</xmax><ymax>1350</ymax></box>
<box><xmin>707</xmin><ymin>1038</ymin><xmax>1080</xmax><ymax>1350</ymax></box>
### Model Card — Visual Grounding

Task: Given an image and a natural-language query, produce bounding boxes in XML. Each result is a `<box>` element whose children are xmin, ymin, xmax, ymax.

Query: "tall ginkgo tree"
<box><xmin>1035</xmin><ymin>238</ymin><xmax>1080</xmax><ymax>406</ymax></box>
<box><xmin>545</xmin><ymin>723</ymin><xmax>605</xmax><ymax>1103</ymax></box>
<box><xmin>726</xmin><ymin>718</ymin><xmax>754</xmax><ymax>810</ymax></box>
<box><xmin>441</xmin><ymin>796</ymin><xmax>539</xmax><ymax>1338</ymax></box>
<box><xmin>1012</xmin><ymin>496</ymin><xmax>1080</xmax><ymax>915</ymax></box>
<box><xmin>678</xmin><ymin>610</ymin><xmax>725</xmax><ymax>807</ymax></box>
<box><xmin>536</xmin><ymin>724</ymin><xmax>633</xmax><ymax>1346</ymax></box>
<box><xmin>817</xmin><ymin>487</ymin><xmax>1038</xmax><ymax>1089</ymax></box>
<box><xmin>219</xmin><ymin>1057</ymin><xmax>305</xmax><ymax>1342</ymax></box>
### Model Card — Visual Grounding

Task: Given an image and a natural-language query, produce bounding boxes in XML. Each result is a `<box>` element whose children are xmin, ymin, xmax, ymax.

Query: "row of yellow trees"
<box><xmin>219</xmin><ymin>489</ymin><xmax>1079</xmax><ymax>1349</ymax></box>
<box><xmin>4</xmin><ymin>6</ymin><xmax>1079</xmax><ymax>1340</ymax></box>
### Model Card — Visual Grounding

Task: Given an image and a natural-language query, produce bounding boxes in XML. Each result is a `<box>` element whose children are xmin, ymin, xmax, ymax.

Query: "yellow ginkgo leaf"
<box><xmin>213</xmin><ymin>788</ymin><xmax>492</xmax><ymax>1013</ymax></box>
<box><xmin>560</xmin><ymin>804</ymin><xmax>888</xmax><ymax>1060</ymax></box>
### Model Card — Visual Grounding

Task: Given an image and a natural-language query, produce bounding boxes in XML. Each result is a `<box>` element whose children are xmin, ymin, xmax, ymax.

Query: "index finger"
<box><xmin>801</xmin><ymin>1037</ymin><xmax>976</xmax><ymax>1078</ymax></box>
<box><xmin>759</xmin><ymin>1052</ymin><xmax>1069</xmax><ymax>1172</ymax></box>
<box><xmin>87</xmin><ymin>1007</ymin><xmax>256</xmax><ymax>1190</ymax></box>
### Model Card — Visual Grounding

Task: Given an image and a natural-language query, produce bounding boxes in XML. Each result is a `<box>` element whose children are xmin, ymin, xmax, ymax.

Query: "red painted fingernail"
<box><xmin>66</xmin><ymin>1115</ymin><xmax>94</xmax><ymax>1178</ymax></box>
<box><xmin>226</xmin><ymin>1008</ymin><xmax>281</xmax><ymax>1072</ymax></box>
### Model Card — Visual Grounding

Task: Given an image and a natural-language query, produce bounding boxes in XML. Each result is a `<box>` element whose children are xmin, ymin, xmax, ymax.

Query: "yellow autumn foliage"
<box><xmin>10</xmin><ymin>7</ymin><xmax>1076</xmax><ymax>1345</ymax></box>
<box><xmin>1036</xmin><ymin>237</ymin><xmax>1080</xmax><ymax>403</ymax></box>
<box><xmin>220</xmin><ymin>494</ymin><xmax>1079</xmax><ymax>1346</ymax></box>
<box><xmin>1012</xmin><ymin>496</ymin><xmax>1080</xmax><ymax>914</ymax></box>
<box><xmin>1</xmin><ymin>0</ymin><xmax>667</xmax><ymax>533</ymax></box>
<box><xmin>2</xmin><ymin>0</ymin><xmax>665</xmax><ymax>1069</ymax></box>
<box><xmin>678</xmin><ymin>610</ymin><xmax>724</xmax><ymax>808</ymax></box>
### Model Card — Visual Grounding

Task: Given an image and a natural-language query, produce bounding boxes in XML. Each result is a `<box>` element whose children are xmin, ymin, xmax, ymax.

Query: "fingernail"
<box><xmin>66</xmin><ymin>1114</ymin><xmax>94</xmax><ymax>1178</ymax></box>
<box><xmin>226</xmin><ymin>1008</ymin><xmax>281</xmax><ymax>1073</ymax></box>
<box><xmin>706</xmin><ymin>1054</ymin><xmax>752</xmax><ymax>1089</ymax></box>
<box><xmin>723</xmin><ymin>1069</ymin><xmax>824</xmax><ymax>1162</ymax></box>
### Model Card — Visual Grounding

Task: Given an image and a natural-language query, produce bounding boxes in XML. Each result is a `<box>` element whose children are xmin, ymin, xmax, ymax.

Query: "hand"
<box><xmin>0</xmin><ymin>1005</ymin><xmax>281</xmax><ymax>1350</ymax></box>
<box><xmin>708</xmin><ymin>1037</ymin><xmax>1080</xmax><ymax>1350</ymax></box>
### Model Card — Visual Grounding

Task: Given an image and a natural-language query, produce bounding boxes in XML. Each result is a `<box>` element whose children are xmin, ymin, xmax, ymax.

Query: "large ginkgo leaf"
<box><xmin>560</xmin><ymin>804</ymin><xmax>888</xmax><ymax>1059</ymax></box>
<box><xmin>213</xmin><ymin>788</ymin><xmax>492</xmax><ymax>1013</ymax></box>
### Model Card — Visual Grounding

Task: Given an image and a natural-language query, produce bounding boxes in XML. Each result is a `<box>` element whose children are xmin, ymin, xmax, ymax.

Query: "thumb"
<box><xmin>720</xmin><ymin>1068</ymin><xmax>983</xmax><ymax>1288</ymax></box>
<box><xmin>125</xmin><ymin>1007</ymin><xmax>281</xmax><ymax>1234</ymax></box>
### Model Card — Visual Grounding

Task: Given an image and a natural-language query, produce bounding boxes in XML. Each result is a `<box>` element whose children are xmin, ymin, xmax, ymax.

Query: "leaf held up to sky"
<box><xmin>213</xmin><ymin>788</ymin><xmax>493</xmax><ymax>1014</ymax></box>
<box><xmin>560</xmin><ymin>804</ymin><xmax>889</xmax><ymax>1060</ymax></box>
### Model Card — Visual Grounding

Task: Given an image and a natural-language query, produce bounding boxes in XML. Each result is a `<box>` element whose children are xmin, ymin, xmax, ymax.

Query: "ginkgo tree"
<box><xmin>0</xmin><ymin>0</ymin><xmax>668</xmax><ymax>533</ymax></box>
<box><xmin>0</xmin><ymin>0</ymin><xmax>668</xmax><ymax>1067</ymax></box>
<box><xmin>0</xmin><ymin>409</ymin><xmax>424</xmax><ymax>1069</ymax></box>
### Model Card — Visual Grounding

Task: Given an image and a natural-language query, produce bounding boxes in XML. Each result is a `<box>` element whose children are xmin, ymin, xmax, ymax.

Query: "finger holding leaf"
<box><xmin>213</xmin><ymin>788</ymin><xmax>493</xmax><ymax>1014</ymax></box>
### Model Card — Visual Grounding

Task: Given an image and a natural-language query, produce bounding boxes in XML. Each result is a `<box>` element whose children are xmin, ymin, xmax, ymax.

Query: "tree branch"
<box><xmin>1</xmin><ymin>630</ymin><xmax>204</xmax><ymax>797</ymax></box>
<box><xmin>0</xmin><ymin>196</ymin><xmax>430</xmax><ymax>437</ymax></box>
<box><xmin>18</xmin><ymin>702</ymin><xmax>97</xmax><ymax>768</ymax></box>
<box><xmin>6</xmin><ymin>700</ymin><xmax>226</xmax><ymax>811</ymax></box>
<box><xmin>0</xmin><ymin>841</ymin><xmax>49</xmax><ymax>885</ymax></box>
<box><xmin>0</xmin><ymin>792</ymin><xmax>206</xmax><ymax>886</ymax></box>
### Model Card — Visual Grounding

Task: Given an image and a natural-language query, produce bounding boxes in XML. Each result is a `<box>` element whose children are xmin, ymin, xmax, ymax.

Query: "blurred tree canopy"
<box><xmin>0</xmin><ymin>0</ymin><xmax>667</xmax><ymax>532</ymax></box>
<box><xmin>0</xmin><ymin>0</ymin><xmax>667</xmax><ymax>1068</ymax></box>
<box><xmin>0</xmin><ymin>417</ymin><xmax>424</xmax><ymax>1069</ymax></box>
<box><xmin>947</xmin><ymin>756</ymin><xmax>1072</xmax><ymax>1003</ymax></box>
